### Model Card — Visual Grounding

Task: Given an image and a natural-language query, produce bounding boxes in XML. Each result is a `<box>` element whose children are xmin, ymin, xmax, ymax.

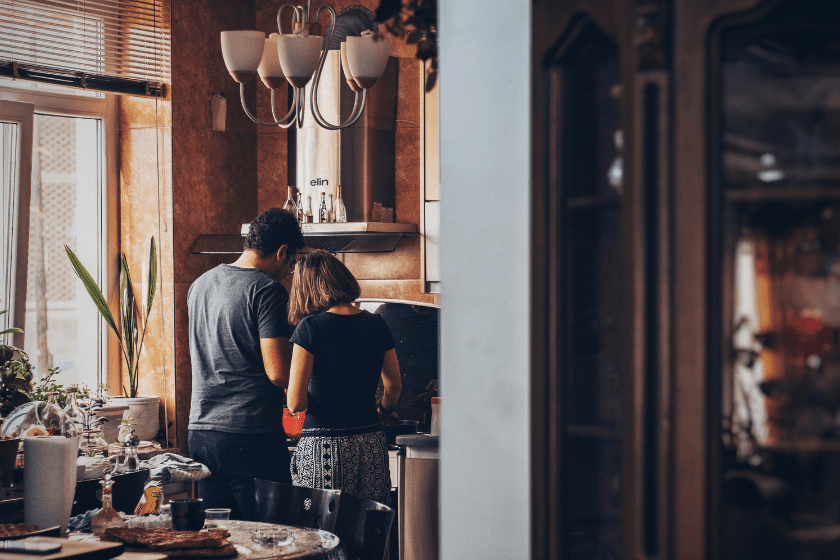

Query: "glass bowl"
<box><xmin>0</xmin><ymin>401</ymin><xmax>78</xmax><ymax>438</ymax></box>
<box><xmin>250</xmin><ymin>528</ymin><xmax>295</xmax><ymax>547</ymax></box>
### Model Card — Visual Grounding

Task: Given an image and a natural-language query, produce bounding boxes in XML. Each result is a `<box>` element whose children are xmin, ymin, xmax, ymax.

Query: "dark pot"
<box><xmin>383</xmin><ymin>420</ymin><xmax>419</xmax><ymax>444</ymax></box>
<box><xmin>0</xmin><ymin>438</ymin><xmax>19</xmax><ymax>489</ymax></box>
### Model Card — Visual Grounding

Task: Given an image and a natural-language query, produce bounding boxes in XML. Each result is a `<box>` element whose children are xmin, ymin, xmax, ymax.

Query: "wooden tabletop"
<box><xmin>222</xmin><ymin>520</ymin><xmax>345</xmax><ymax>560</ymax></box>
<box><xmin>70</xmin><ymin>521</ymin><xmax>346</xmax><ymax>560</ymax></box>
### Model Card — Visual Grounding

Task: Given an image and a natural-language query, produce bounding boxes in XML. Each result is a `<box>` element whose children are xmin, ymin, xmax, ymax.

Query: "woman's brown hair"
<box><xmin>288</xmin><ymin>249</ymin><xmax>361</xmax><ymax>325</ymax></box>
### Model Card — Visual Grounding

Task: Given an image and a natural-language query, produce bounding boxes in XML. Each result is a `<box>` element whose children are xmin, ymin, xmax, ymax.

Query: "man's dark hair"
<box><xmin>244</xmin><ymin>208</ymin><xmax>304</xmax><ymax>257</ymax></box>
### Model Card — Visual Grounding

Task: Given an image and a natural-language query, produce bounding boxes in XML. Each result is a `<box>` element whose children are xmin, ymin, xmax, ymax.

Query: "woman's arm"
<box><xmin>378</xmin><ymin>348</ymin><xmax>402</xmax><ymax>413</ymax></box>
<box><xmin>287</xmin><ymin>344</ymin><xmax>314</xmax><ymax>413</ymax></box>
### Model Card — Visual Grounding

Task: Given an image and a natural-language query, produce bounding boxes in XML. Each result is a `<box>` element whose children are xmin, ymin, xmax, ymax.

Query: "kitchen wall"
<box><xmin>115</xmin><ymin>0</ymin><xmax>434</xmax><ymax>449</ymax></box>
<box><xmin>115</xmin><ymin>0</ymin><xmax>176</xmax><ymax>447</ymax></box>
<box><xmin>254</xmin><ymin>0</ymin><xmax>434</xmax><ymax>304</ymax></box>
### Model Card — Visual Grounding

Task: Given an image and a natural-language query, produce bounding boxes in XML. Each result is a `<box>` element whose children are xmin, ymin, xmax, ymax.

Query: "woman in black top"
<box><xmin>286</xmin><ymin>250</ymin><xmax>402</xmax><ymax>504</ymax></box>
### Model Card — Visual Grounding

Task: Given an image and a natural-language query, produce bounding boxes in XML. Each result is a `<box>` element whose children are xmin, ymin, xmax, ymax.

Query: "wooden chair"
<box><xmin>334</xmin><ymin>492</ymin><xmax>395</xmax><ymax>560</ymax></box>
<box><xmin>253</xmin><ymin>479</ymin><xmax>341</xmax><ymax>532</ymax></box>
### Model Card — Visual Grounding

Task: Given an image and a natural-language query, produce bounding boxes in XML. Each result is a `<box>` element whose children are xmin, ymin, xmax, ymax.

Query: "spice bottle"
<box><xmin>317</xmin><ymin>192</ymin><xmax>327</xmax><ymax>224</ymax></box>
<box><xmin>305</xmin><ymin>196</ymin><xmax>313</xmax><ymax>223</ymax></box>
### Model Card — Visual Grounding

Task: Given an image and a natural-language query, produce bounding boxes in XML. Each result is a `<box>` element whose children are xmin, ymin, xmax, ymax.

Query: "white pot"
<box><xmin>95</xmin><ymin>404</ymin><xmax>129</xmax><ymax>445</ymax></box>
<box><xmin>108</xmin><ymin>396</ymin><xmax>160</xmax><ymax>442</ymax></box>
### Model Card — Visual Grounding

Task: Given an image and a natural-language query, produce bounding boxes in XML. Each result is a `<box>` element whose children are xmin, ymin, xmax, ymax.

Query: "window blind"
<box><xmin>0</xmin><ymin>0</ymin><xmax>169</xmax><ymax>97</ymax></box>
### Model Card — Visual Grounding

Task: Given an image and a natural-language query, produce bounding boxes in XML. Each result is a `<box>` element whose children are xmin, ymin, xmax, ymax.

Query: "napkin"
<box><xmin>138</xmin><ymin>452</ymin><xmax>210</xmax><ymax>482</ymax></box>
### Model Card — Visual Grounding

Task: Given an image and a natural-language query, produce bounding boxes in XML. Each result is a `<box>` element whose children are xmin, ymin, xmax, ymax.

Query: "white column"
<box><xmin>438</xmin><ymin>0</ymin><xmax>532</xmax><ymax>558</ymax></box>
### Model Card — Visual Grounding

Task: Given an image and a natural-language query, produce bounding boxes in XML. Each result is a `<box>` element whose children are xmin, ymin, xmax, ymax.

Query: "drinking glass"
<box><xmin>204</xmin><ymin>508</ymin><xmax>231</xmax><ymax>530</ymax></box>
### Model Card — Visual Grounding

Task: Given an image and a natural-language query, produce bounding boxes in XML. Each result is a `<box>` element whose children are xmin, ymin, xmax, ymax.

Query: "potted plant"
<box><xmin>65</xmin><ymin>238</ymin><xmax>160</xmax><ymax>441</ymax></box>
<box><xmin>0</xmin><ymin>313</ymin><xmax>31</xmax><ymax>489</ymax></box>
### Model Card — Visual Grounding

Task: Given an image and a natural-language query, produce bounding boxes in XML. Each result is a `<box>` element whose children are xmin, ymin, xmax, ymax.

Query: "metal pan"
<box><xmin>383</xmin><ymin>420</ymin><xmax>419</xmax><ymax>445</ymax></box>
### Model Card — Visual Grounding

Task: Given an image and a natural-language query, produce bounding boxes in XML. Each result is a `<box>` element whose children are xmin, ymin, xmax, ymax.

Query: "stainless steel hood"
<box><xmin>190</xmin><ymin>222</ymin><xmax>418</xmax><ymax>255</ymax></box>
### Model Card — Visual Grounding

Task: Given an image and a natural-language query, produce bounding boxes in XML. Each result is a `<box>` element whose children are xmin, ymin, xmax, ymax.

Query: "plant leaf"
<box><xmin>120</xmin><ymin>255</ymin><xmax>138</xmax><ymax>391</ymax></box>
<box><xmin>65</xmin><ymin>246</ymin><xmax>120</xmax><ymax>336</ymax></box>
<box><xmin>0</xmin><ymin>328</ymin><xmax>22</xmax><ymax>335</ymax></box>
<box><xmin>147</xmin><ymin>237</ymin><xmax>157</xmax><ymax>316</ymax></box>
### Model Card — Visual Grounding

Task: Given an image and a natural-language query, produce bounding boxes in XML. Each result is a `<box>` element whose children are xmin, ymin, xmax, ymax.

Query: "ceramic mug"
<box><xmin>170</xmin><ymin>498</ymin><xmax>205</xmax><ymax>531</ymax></box>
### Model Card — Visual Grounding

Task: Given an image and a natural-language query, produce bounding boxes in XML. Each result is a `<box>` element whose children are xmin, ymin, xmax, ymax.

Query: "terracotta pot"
<box><xmin>283</xmin><ymin>408</ymin><xmax>305</xmax><ymax>439</ymax></box>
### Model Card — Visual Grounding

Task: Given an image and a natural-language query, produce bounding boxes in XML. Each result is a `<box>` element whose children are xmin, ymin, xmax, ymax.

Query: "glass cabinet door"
<box><xmin>713</xmin><ymin>3</ymin><xmax>840</xmax><ymax>558</ymax></box>
<box><xmin>550</xmin><ymin>18</ymin><xmax>623</xmax><ymax>559</ymax></box>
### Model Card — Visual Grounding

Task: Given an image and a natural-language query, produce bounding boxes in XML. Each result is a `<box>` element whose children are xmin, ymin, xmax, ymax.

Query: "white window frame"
<box><xmin>0</xmin><ymin>83</ymin><xmax>117</xmax><ymax>390</ymax></box>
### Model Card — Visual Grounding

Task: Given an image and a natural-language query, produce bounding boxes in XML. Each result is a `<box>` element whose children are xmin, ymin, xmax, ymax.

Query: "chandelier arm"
<box><xmin>240</xmin><ymin>83</ymin><xmax>288</xmax><ymax>127</ymax></box>
<box><xmin>270</xmin><ymin>88</ymin><xmax>298</xmax><ymax>127</ymax></box>
<box><xmin>276</xmin><ymin>4</ymin><xmax>302</xmax><ymax>35</ymax></box>
<box><xmin>311</xmin><ymin>82</ymin><xmax>367</xmax><ymax>130</ymax></box>
<box><xmin>309</xmin><ymin>5</ymin><xmax>371</xmax><ymax>130</ymax></box>
<box><xmin>297</xmin><ymin>88</ymin><xmax>305</xmax><ymax>128</ymax></box>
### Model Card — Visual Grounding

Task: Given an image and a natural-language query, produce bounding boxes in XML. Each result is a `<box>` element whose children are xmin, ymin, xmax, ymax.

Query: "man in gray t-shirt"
<box><xmin>187</xmin><ymin>208</ymin><xmax>304</xmax><ymax>520</ymax></box>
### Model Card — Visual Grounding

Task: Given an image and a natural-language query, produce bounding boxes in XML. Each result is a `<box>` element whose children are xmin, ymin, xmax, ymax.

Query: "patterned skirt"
<box><xmin>290</xmin><ymin>424</ymin><xmax>391</xmax><ymax>505</ymax></box>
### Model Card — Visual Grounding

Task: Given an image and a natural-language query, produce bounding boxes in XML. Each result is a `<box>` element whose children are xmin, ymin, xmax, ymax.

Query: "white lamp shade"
<box><xmin>221</xmin><ymin>30</ymin><xmax>265</xmax><ymax>83</ymax></box>
<box><xmin>258</xmin><ymin>33</ymin><xmax>285</xmax><ymax>89</ymax></box>
<box><xmin>276</xmin><ymin>33</ymin><xmax>323</xmax><ymax>88</ymax></box>
<box><xmin>345</xmin><ymin>34</ymin><xmax>391</xmax><ymax>89</ymax></box>
<box><xmin>340</xmin><ymin>41</ymin><xmax>362</xmax><ymax>92</ymax></box>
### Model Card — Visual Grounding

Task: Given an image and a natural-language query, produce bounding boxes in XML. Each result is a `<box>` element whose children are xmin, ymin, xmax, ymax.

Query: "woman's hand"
<box><xmin>378</xmin><ymin>399</ymin><xmax>400</xmax><ymax>426</ymax></box>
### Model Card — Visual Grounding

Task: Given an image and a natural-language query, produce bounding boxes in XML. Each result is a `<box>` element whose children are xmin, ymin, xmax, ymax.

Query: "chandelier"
<box><xmin>220</xmin><ymin>2</ymin><xmax>391</xmax><ymax>130</ymax></box>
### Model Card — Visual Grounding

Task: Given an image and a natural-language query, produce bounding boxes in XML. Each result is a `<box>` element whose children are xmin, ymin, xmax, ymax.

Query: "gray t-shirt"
<box><xmin>187</xmin><ymin>264</ymin><xmax>290</xmax><ymax>433</ymax></box>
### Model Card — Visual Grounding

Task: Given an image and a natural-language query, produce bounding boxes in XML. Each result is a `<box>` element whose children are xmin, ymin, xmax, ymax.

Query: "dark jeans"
<box><xmin>188</xmin><ymin>429</ymin><xmax>291</xmax><ymax>521</ymax></box>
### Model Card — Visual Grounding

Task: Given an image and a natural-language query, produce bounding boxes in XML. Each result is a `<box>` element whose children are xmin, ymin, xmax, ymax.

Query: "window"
<box><xmin>0</xmin><ymin>85</ymin><xmax>115</xmax><ymax>392</ymax></box>
<box><xmin>0</xmin><ymin>0</ymin><xmax>169</xmax><ymax>97</ymax></box>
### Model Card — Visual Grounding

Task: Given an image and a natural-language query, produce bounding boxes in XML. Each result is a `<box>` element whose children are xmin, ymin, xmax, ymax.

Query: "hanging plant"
<box><xmin>375</xmin><ymin>0</ymin><xmax>438</xmax><ymax>91</ymax></box>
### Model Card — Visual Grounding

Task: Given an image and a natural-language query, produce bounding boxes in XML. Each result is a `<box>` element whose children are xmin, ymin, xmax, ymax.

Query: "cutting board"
<box><xmin>0</xmin><ymin>537</ymin><xmax>124</xmax><ymax>560</ymax></box>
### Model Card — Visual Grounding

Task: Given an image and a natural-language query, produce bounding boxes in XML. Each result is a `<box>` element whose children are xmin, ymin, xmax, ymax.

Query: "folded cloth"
<box><xmin>76</xmin><ymin>456</ymin><xmax>111</xmax><ymax>481</ymax></box>
<box><xmin>68</xmin><ymin>508</ymin><xmax>100</xmax><ymax>533</ymax></box>
<box><xmin>138</xmin><ymin>452</ymin><xmax>210</xmax><ymax>483</ymax></box>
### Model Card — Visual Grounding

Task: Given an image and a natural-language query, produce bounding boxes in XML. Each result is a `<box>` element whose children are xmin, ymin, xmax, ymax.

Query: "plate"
<box><xmin>1</xmin><ymin>526</ymin><xmax>62</xmax><ymax>540</ymax></box>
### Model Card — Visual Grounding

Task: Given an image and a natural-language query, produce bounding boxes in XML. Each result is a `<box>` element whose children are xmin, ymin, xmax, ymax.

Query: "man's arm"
<box><xmin>260</xmin><ymin>336</ymin><xmax>292</xmax><ymax>388</ymax></box>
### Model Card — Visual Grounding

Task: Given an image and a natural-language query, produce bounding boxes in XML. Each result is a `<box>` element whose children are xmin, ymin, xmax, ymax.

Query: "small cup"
<box><xmin>204</xmin><ymin>508</ymin><xmax>231</xmax><ymax>530</ymax></box>
<box><xmin>169</xmin><ymin>498</ymin><xmax>205</xmax><ymax>531</ymax></box>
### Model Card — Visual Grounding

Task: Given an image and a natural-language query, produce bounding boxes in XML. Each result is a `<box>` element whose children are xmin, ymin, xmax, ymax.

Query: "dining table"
<box><xmin>68</xmin><ymin>520</ymin><xmax>347</xmax><ymax>560</ymax></box>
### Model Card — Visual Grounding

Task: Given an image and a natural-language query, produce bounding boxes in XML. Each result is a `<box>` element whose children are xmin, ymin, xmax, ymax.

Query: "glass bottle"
<box><xmin>123</xmin><ymin>429</ymin><xmax>140</xmax><ymax>472</ymax></box>
<box><xmin>296</xmin><ymin>192</ymin><xmax>304</xmax><ymax>224</ymax></box>
<box><xmin>305</xmin><ymin>196</ymin><xmax>313</xmax><ymax>223</ymax></box>
<box><xmin>91</xmin><ymin>474</ymin><xmax>124</xmax><ymax>534</ymax></box>
<box><xmin>283</xmin><ymin>186</ymin><xmax>297</xmax><ymax>217</ymax></box>
<box><xmin>335</xmin><ymin>185</ymin><xmax>347</xmax><ymax>223</ymax></box>
<box><xmin>327</xmin><ymin>193</ymin><xmax>334</xmax><ymax>223</ymax></box>
<box><xmin>317</xmin><ymin>192</ymin><xmax>327</xmax><ymax>224</ymax></box>
<box><xmin>63</xmin><ymin>386</ymin><xmax>85</xmax><ymax>430</ymax></box>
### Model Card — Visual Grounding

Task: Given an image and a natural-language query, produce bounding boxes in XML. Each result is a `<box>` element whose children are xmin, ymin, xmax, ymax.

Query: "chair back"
<box><xmin>253</xmin><ymin>479</ymin><xmax>341</xmax><ymax>532</ymax></box>
<box><xmin>72</xmin><ymin>468</ymin><xmax>150</xmax><ymax>517</ymax></box>
<box><xmin>334</xmin><ymin>493</ymin><xmax>395</xmax><ymax>560</ymax></box>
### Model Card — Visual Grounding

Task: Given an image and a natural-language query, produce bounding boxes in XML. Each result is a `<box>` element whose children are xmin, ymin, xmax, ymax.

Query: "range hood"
<box><xmin>190</xmin><ymin>222</ymin><xmax>418</xmax><ymax>255</ymax></box>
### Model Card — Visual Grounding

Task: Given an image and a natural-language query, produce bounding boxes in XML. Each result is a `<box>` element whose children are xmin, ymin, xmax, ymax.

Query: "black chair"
<box><xmin>72</xmin><ymin>468</ymin><xmax>150</xmax><ymax>516</ymax></box>
<box><xmin>253</xmin><ymin>479</ymin><xmax>341</xmax><ymax>532</ymax></box>
<box><xmin>334</xmin><ymin>493</ymin><xmax>395</xmax><ymax>560</ymax></box>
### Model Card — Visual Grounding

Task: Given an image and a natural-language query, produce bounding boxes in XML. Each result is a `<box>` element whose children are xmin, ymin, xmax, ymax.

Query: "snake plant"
<box><xmin>64</xmin><ymin>238</ymin><xmax>157</xmax><ymax>398</ymax></box>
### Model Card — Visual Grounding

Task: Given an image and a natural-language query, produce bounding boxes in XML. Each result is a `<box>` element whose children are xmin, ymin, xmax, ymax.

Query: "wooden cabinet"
<box><xmin>421</xmin><ymin>60</ymin><xmax>440</xmax><ymax>293</ymax></box>
<box><xmin>532</xmin><ymin>1</ymin><xmax>840</xmax><ymax>559</ymax></box>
